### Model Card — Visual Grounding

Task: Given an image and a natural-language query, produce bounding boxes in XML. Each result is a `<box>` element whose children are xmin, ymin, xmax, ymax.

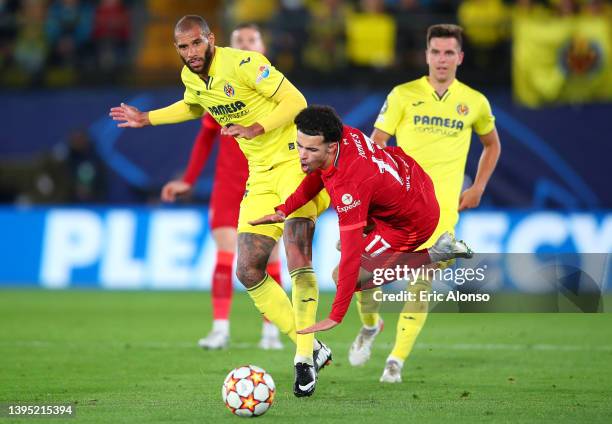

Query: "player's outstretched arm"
<box><xmin>161</xmin><ymin>180</ymin><xmax>192</xmax><ymax>202</ymax></box>
<box><xmin>249</xmin><ymin>211</ymin><xmax>286</xmax><ymax>226</ymax></box>
<box><xmin>109</xmin><ymin>102</ymin><xmax>151</xmax><ymax>128</ymax></box>
<box><xmin>297</xmin><ymin>318</ymin><xmax>339</xmax><ymax>334</ymax></box>
<box><xmin>298</xmin><ymin>226</ymin><xmax>365</xmax><ymax>334</ymax></box>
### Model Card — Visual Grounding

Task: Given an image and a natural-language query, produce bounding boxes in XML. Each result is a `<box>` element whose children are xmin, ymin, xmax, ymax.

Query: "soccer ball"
<box><xmin>222</xmin><ymin>365</ymin><xmax>275</xmax><ymax>417</ymax></box>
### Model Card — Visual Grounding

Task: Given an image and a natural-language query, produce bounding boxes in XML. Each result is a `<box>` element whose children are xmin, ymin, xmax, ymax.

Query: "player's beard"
<box><xmin>183</xmin><ymin>43</ymin><xmax>214</xmax><ymax>75</ymax></box>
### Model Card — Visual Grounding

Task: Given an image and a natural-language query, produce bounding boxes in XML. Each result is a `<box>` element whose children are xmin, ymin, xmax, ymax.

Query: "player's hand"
<box><xmin>297</xmin><ymin>318</ymin><xmax>339</xmax><ymax>334</ymax></box>
<box><xmin>249</xmin><ymin>211</ymin><xmax>286</xmax><ymax>226</ymax></box>
<box><xmin>220</xmin><ymin>123</ymin><xmax>264</xmax><ymax>140</ymax></box>
<box><xmin>161</xmin><ymin>180</ymin><xmax>192</xmax><ymax>202</ymax></box>
<box><xmin>458</xmin><ymin>186</ymin><xmax>484</xmax><ymax>211</ymax></box>
<box><xmin>109</xmin><ymin>102</ymin><xmax>150</xmax><ymax>128</ymax></box>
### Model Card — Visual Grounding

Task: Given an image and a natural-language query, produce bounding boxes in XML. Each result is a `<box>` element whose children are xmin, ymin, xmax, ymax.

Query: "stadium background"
<box><xmin>0</xmin><ymin>0</ymin><xmax>610</xmax><ymax>290</ymax></box>
<box><xmin>1</xmin><ymin>2</ymin><xmax>612</xmax><ymax>423</ymax></box>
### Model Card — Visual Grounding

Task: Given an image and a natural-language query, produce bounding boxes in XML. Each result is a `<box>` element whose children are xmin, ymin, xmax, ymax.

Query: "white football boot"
<box><xmin>348</xmin><ymin>318</ymin><xmax>384</xmax><ymax>366</ymax></box>
<box><xmin>379</xmin><ymin>359</ymin><xmax>403</xmax><ymax>383</ymax></box>
<box><xmin>428</xmin><ymin>231</ymin><xmax>474</xmax><ymax>263</ymax></box>
<box><xmin>313</xmin><ymin>339</ymin><xmax>333</xmax><ymax>372</ymax></box>
<box><xmin>197</xmin><ymin>320</ymin><xmax>229</xmax><ymax>349</ymax></box>
<box><xmin>258</xmin><ymin>322</ymin><xmax>284</xmax><ymax>350</ymax></box>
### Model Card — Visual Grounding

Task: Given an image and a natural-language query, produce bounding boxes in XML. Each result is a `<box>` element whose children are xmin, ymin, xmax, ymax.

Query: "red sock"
<box><xmin>266</xmin><ymin>261</ymin><xmax>282</xmax><ymax>287</ymax></box>
<box><xmin>262</xmin><ymin>261</ymin><xmax>283</xmax><ymax>323</ymax></box>
<box><xmin>212</xmin><ymin>251</ymin><xmax>234</xmax><ymax>320</ymax></box>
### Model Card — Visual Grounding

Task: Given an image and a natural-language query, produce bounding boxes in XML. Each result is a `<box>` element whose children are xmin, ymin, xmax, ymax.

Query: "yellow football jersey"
<box><xmin>374</xmin><ymin>76</ymin><xmax>495</xmax><ymax>191</ymax></box>
<box><xmin>181</xmin><ymin>47</ymin><xmax>299</xmax><ymax>172</ymax></box>
<box><xmin>375</xmin><ymin>76</ymin><xmax>495</xmax><ymax>246</ymax></box>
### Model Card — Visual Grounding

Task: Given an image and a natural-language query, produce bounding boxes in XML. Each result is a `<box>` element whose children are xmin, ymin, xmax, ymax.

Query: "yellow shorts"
<box><xmin>237</xmin><ymin>159</ymin><xmax>330</xmax><ymax>241</ymax></box>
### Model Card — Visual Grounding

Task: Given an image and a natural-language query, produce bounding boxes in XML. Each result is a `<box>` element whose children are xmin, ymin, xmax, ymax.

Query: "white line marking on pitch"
<box><xmin>1</xmin><ymin>341</ymin><xmax>611</xmax><ymax>352</ymax></box>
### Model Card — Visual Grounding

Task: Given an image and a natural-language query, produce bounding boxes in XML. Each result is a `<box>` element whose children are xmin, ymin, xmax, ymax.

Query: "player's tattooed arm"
<box><xmin>236</xmin><ymin>233</ymin><xmax>276</xmax><ymax>288</ymax></box>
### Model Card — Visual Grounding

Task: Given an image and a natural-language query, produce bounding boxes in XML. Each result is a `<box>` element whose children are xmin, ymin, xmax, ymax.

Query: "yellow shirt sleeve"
<box><xmin>374</xmin><ymin>87</ymin><xmax>403</xmax><ymax>136</ymax></box>
<box><xmin>237</xmin><ymin>51</ymin><xmax>284</xmax><ymax>96</ymax></box>
<box><xmin>236</xmin><ymin>51</ymin><xmax>306</xmax><ymax>133</ymax></box>
<box><xmin>473</xmin><ymin>95</ymin><xmax>496</xmax><ymax>135</ymax></box>
<box><xmin>148</xmin><ymin>100</ymin><xmax>204</xmax><ymax>126</ymax></box>
<box><xmin>257</xmin><ymin>78</ymin><xmax>307</xmax><ymax>133</ymax></box>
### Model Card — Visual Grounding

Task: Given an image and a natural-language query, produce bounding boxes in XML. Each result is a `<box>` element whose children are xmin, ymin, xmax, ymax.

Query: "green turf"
<box><xmin>1</xmin><ymin>290</ymin><xmax>611</xmax><ymax>423</ymax></box>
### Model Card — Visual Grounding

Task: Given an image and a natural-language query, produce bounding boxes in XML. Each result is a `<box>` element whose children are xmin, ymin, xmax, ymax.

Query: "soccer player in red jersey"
<box><xmin>161</xmin><ymin>24</ymin><xmax>284</xmax><ymax>350</ymax></box>
<box><xmin>251</xmin><ymin>105</ymin><xmax>473</xmax><ymax>332</ymax></box>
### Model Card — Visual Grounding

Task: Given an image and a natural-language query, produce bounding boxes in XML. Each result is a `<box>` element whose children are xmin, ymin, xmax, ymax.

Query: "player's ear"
<box><xmin>457</xmin><ymin>50</ymin><xmax>464</xmax><ymax>66</ymax></box>
<box><xmin>207</xmin><ymin>32</ymin><xmax>215</xmax><ymax>45</ymax></box>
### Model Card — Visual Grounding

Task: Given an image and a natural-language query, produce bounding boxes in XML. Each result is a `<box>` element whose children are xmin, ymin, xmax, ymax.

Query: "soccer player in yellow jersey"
<box><xmin>109</xmin><ymin>15</ymin><xmax>331</xmax><ymax>397</ymax></box>
<box><xmin>347</xmin><ymin>24</ymin><xmax>501</xmax><ymax>383</ymax></box>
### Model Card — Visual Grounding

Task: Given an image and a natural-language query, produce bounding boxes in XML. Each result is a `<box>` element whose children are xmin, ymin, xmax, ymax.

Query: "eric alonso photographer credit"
<box><xmin>372</xmin><ymin>264</ymin><xmax>487</xmax><ymax>286</ymax></box>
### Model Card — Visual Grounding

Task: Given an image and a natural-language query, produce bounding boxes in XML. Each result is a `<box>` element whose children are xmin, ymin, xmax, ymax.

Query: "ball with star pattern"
<box><xmin>222</xmin><ymin>365</ymin><xmax>275</xmax><ymax>417</ymax></box>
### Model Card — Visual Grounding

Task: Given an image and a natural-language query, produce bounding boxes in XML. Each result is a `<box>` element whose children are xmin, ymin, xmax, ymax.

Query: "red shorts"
<box><xmin>359</xmin><ymin>220</ymin><xmax>435</xmax><ymax>273</ymax></box>
<box><xmin>209</xmin><ymin>135</ymin><xmax>249</xmax><ymax>229</ymax></box>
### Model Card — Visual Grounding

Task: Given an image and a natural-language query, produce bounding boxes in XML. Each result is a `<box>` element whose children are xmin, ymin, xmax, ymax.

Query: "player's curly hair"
<box><xmin>294</xmin><ymin>105</ymin><xmax>343</xmax><ymax>144</ymax></box>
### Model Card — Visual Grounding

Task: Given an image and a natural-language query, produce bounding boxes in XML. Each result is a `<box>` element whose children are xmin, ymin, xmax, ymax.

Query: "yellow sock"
<box><xmin>389</xmin><ymin>279</ymin><xmax>430</xmax><ymax>360</ymax></box>
<box><xmin>247</xmin><ymin>274</ymin><xmax>296</xmax><ymax>344</ymax></box>
<box><xmin>290</xmin><ymin>267</ymin><xmax>318</xmax><ymax>361</ymax></box>
<box><xmin>356</xmin><ymin>289</ymin><xmax>380</xmax><ymax>328</ymax></box>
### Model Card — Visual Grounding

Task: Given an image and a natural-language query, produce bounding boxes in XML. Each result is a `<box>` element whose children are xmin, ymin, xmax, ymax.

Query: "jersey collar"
<box><xmin>208</xmin><ymin>46</ymin><xmax>221</xmax><ymax>77</ymax></box>
<box><xmin>421</xmin><ymin>75</ymin><xmax>459</xmax><ymax>102</ymax></box>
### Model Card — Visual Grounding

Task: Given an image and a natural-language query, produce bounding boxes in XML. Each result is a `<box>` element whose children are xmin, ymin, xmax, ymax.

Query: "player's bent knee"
<box><xmin>236</xmin><ymin>267</ymin><xmax>266</xmax><ymax>289</ymax></box>
<box><xmin>236</xmin><ymin>232</ymin><xmax>276</xmax><ymax>288</ymax></box>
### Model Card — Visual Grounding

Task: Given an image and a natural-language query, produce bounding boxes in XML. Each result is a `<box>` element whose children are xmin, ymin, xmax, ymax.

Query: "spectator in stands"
<box><xmin>512</xmin><ymin>0</ymin><xmax>550</xmax><ymax>18</ymax></box>
<box><xmin>583</xmin><ymin>0</ymin><xmax>609</xmax><ymax>16</ymax></box>
<box><xmin>13</xmin><ymin>0</ymin><xmax>48</xmax><ymax>82</ymax></box>
<box><xmin>552</xmin><ymin>0</ymin><xmax>580</xmax><ymax>16</ymax></box>
<box><xmin>0</xmin><ymin>0</ymin><xmax>18</xmax><ymax>70</ymax></box>
<box><xmin>92</xmin><ymin>0</ymin><xmax>130</xmax><ymax>72</ymax></box>
<box><xmin>45</xmin><ymin>0</ymin><xmax>93</xmax><ymax>68</ymax></box>
<box><xmin>458</xmin><ymin>0</ymin><xmax>510</xmax><ymax>80</ymax></box>
<box><xmin>346</xmin><ymin>0</ymin><xmax>396</xmax><ymax>69</ymax></box>
<box><xmin>303</xmin><ymin>0</ymin><xmax>350</xmax><ymax>75</ymax></box>
<box><xmin>394</xmin><ymin>0</ymin><xmax>428</xmax><ymax>69</ymax></box>
<box><xmin>226</xmin><ymin>0</ymin><xmax>278</xmax><ymax>26</ymax></box>
<box><xmin>269</xmin><ymin>0</ymin><xmax>311</xmax><ymax>73</ymax></box>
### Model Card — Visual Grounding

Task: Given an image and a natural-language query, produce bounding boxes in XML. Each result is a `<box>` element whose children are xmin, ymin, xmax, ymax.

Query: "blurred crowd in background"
<box><xmin>1</xmin><ymin>0</ymin><xmax>610</xmax><ymax>206</ymax></box>
<box><xmin>1</xmin><ymin>0</ymin><xmax>609</xmax><ymax>89</ymax></box>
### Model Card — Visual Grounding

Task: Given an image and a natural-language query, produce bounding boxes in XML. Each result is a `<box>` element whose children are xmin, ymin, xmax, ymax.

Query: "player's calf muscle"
<box><xmin>236</xmin><ymin>233</ymin><xmax>276</xmax><ymax>287</ymax></box>
<box><xmin>283</xmin><ymin>218</ymin><xmax>314</xmax><ymax>270</ymax></box>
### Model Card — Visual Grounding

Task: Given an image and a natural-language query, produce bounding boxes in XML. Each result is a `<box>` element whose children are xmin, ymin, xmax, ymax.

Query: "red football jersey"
<box><xmin>278</xmin><ymin>125</ymin><xmax>439</xmax><ymax>322</ymax></box>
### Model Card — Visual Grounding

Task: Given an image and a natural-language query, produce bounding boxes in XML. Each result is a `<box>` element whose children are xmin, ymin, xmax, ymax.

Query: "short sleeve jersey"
<box><xmin>374</xmin><ymin>76</ymin><xmax>495</xmax><ymax>187</ymax></box>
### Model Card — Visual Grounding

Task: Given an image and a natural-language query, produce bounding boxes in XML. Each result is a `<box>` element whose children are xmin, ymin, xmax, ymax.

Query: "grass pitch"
<box><xmin>1</xmin><ymin>290</ymin><xmax>611</xmax><ymax>423</ymax></box>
